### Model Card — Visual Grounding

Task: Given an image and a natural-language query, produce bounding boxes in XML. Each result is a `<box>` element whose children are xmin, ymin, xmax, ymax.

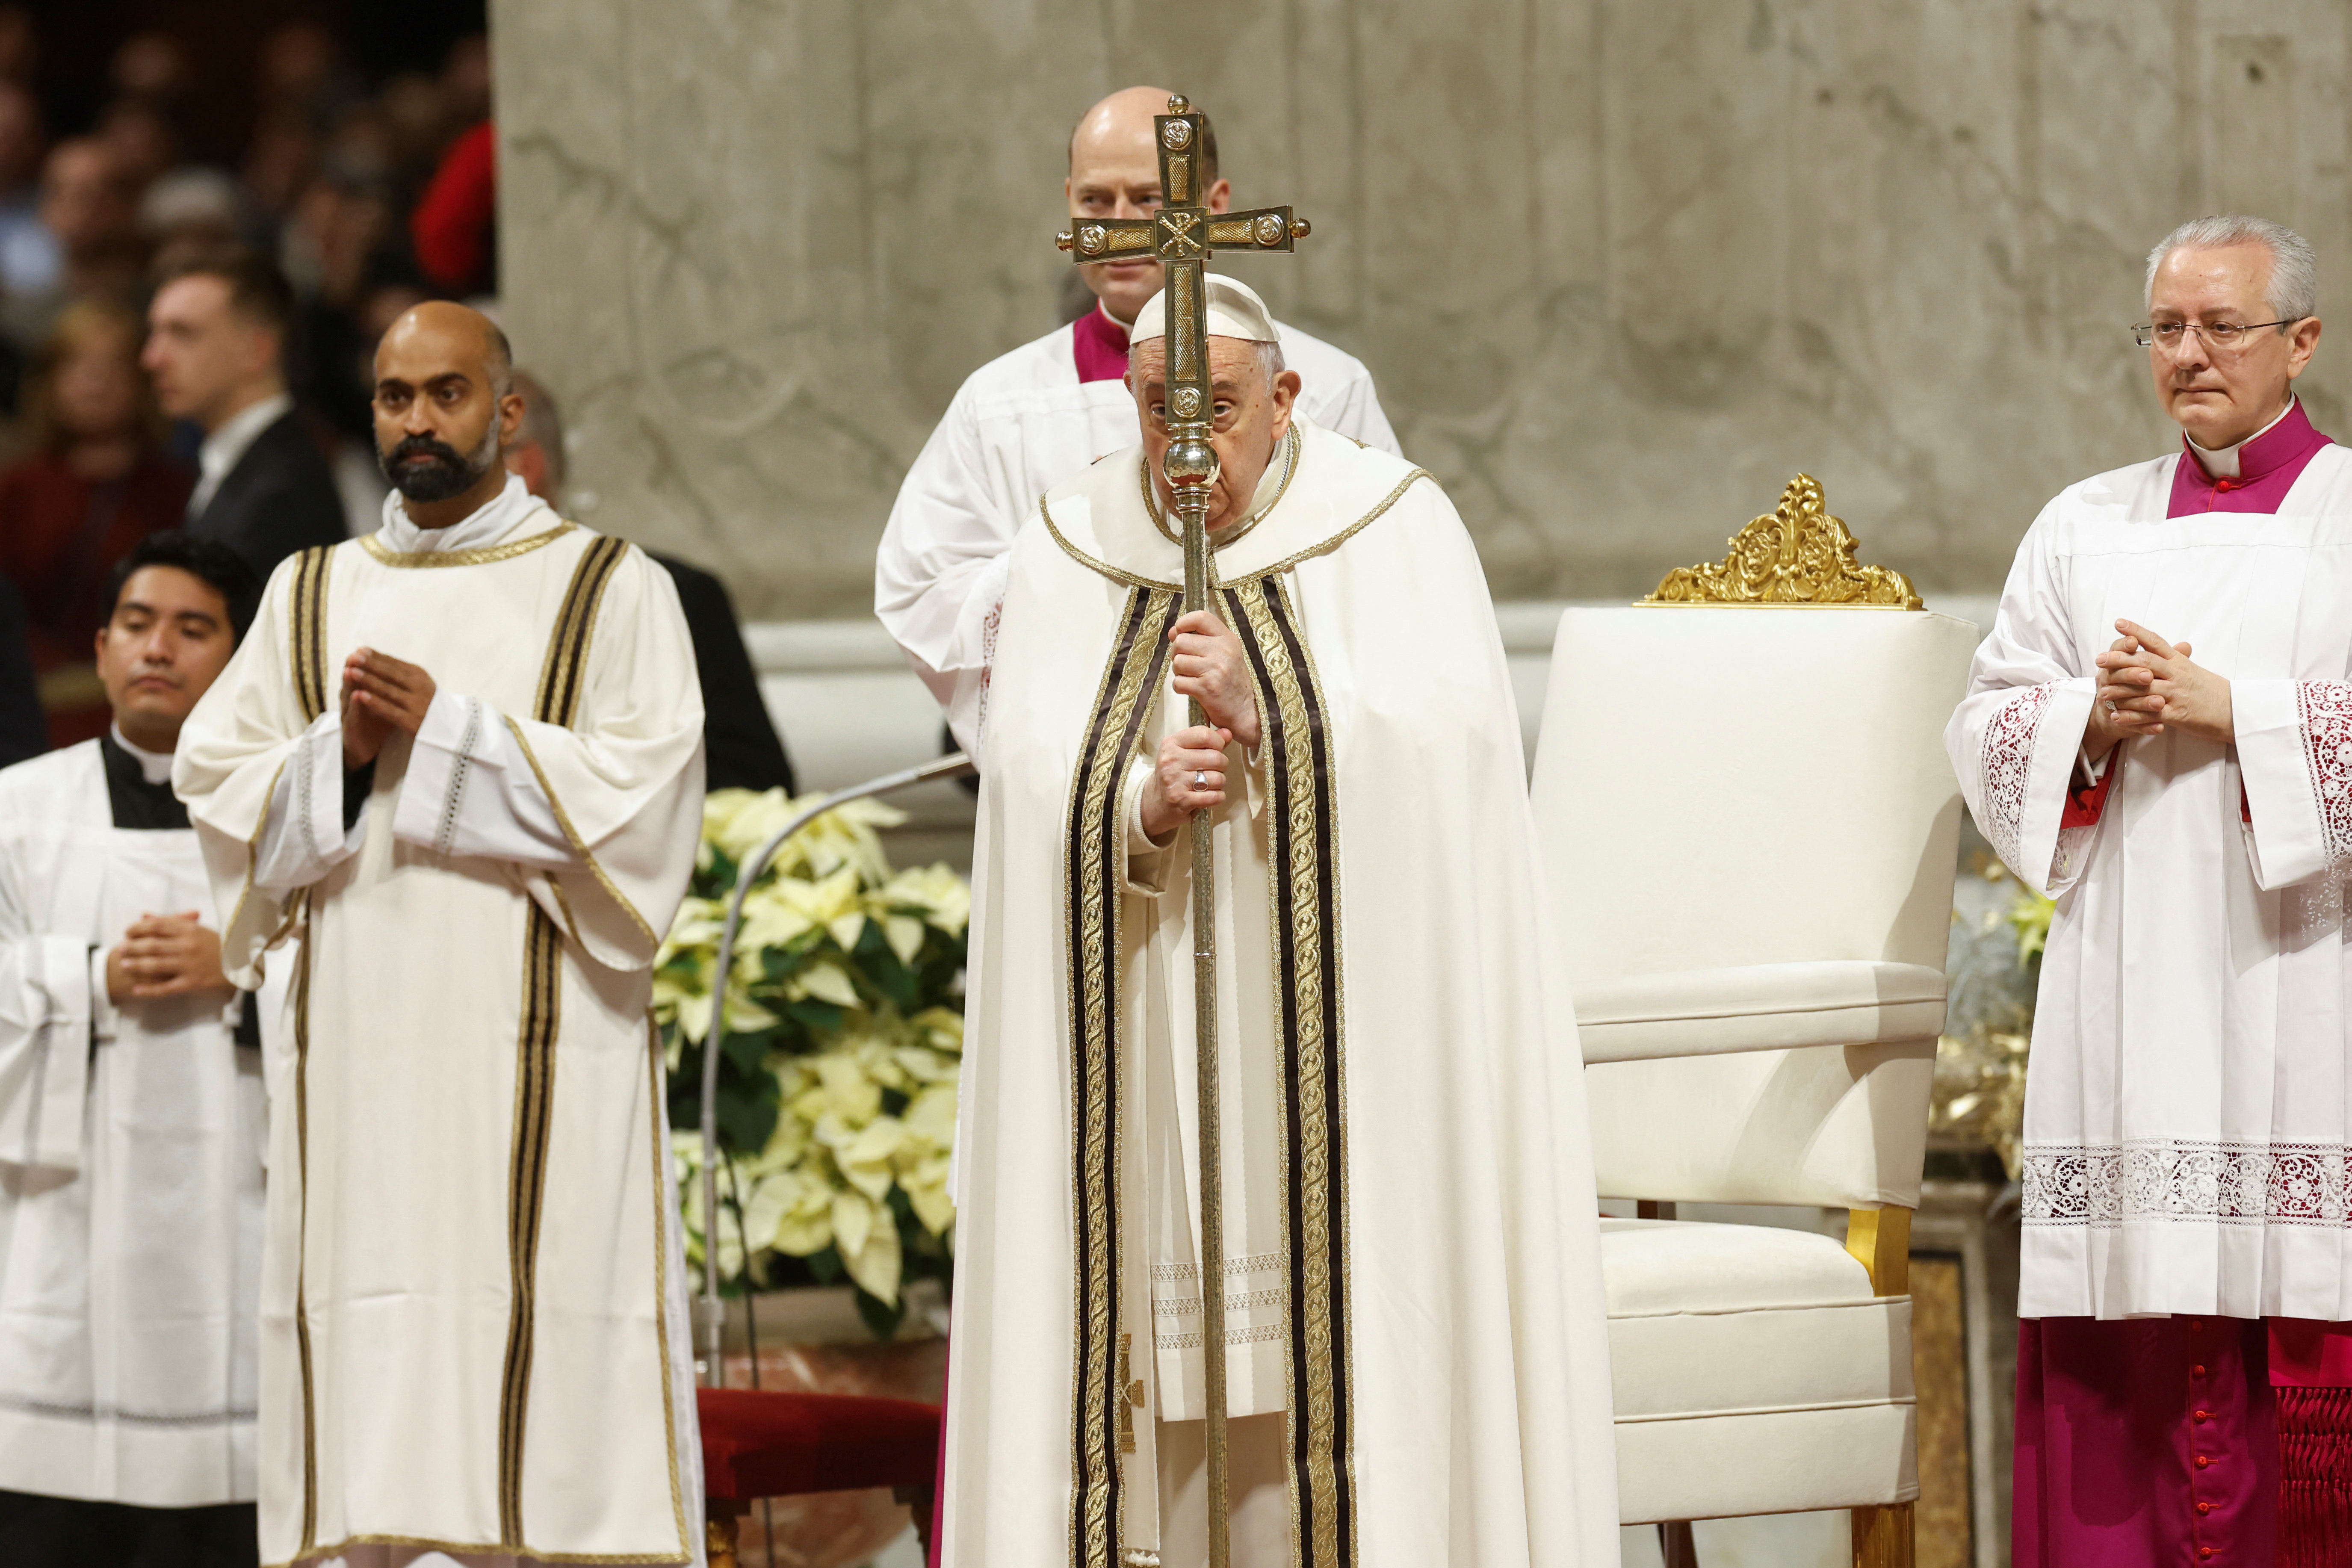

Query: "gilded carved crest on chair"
<box><xmin>1640</xmin><ymin>474</ymin><xmax>1924</xmax><ymax>610</ymax></box>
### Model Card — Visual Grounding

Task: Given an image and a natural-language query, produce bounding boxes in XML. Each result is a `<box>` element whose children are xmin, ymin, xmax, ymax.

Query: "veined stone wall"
<box><xmin>495</xmin><ymin>0</ymin><xmax>2352</xmax><ymax>619</ymax></box>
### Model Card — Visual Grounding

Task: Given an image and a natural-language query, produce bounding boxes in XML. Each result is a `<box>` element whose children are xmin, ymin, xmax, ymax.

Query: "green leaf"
<box><xmin>785</xmin><ymin>998</ymin><xmax>847</xmax><ymax>1035</ymax></box>
<box><xmin>854</xmin><ymin>1284</ymin><xmax>906</xmax><ymax>1341</ymax></box>
<box><xmin>722</xmin><ymin>1028</ymin><xmax>775</xmax><ymax>1075</ymax></box>
<box><xmin>714</xmin><ymin>1072</ymin><xmax>780</xmax><ymax>1154</ymax></box>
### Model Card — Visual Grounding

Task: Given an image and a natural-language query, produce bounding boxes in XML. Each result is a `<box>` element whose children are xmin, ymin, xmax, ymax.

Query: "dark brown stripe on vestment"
<box><xmin>1225</xmin><ymin>578</ymin><xmax>1356</xmax><ymax>1568</ymax></box>
<box><xmin>532</xmin><ymin>535</ymin><xmax>628</xmax><ymax>726</ymax></box>
<box><xmin>1063</xmin><ymin>585</ymin><xmax>1179</xmax><ymax>1568</ymax></box>
<box><xmin>497</xmin><ymin>905</ymin><xmax>563</xmax><ymax>1545</ymax></box>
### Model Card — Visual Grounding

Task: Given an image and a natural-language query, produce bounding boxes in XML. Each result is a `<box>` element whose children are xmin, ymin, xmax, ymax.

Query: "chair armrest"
<box><xmin>1573</xmin><ymin>960</ymin><xmax>1947</xmax><ymax>1064</ymax></box>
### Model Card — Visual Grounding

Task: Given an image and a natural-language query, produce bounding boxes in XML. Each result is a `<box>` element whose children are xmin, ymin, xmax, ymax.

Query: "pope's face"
<box><xmin>2146</xmin><ymin>242</ymin><xmax>2321</xmax><ymax>449</ymax></box>
<box><xmin>1067</xmin><ymin>92</ymin><xmax>1230</xmax><ymax>328</ymax></box>
<box><xmin>1130</xmin><ymin>337</ymin><xmax>1302</xmax><ymax>533</ymax></box>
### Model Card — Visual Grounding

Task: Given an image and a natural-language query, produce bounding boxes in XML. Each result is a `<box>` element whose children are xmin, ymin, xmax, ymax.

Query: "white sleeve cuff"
<box><xmin>2237</xmin><ymin>677</ymin><xmax>2334</xmax><ymax>889</ymax></box>
<box><xmin>87</xmin><ymin>945</ymin><xmax>116</xmax><ymax>1043</ymax></box>
<box><xmin>393</xmin><ymin>692</ymin><xmax>575</xmax><ymax>869</ymax></box>
<box><xmin>1241</xmin><ymin>738</ymin><xmax>1269</xmax><ymax>819</ymax></box>
<box><xmin>1122</xmin><ymin>756</ymin><xmax>1175</xmax><ymax>895</ymax></box>
<box><xmin>253</xmin><ymin>710</ymin><xmax>368</xmax><ymax>895</ymax></box>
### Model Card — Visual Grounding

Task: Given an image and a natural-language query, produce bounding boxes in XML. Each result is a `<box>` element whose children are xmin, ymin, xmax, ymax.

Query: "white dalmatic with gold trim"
<box><xmin>943</xmin><ymin>416</ymin><xmax>1622</xmax><ymax>1568</ymax></box>
<box><xmin>173</xmin><ymin>475</ymin><xmax>708</xmax><ymax>1567</ymax></box>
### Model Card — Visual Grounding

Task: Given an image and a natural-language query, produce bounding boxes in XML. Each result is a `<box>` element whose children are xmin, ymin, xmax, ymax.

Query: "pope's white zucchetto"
<box><xmin>1127</xmin><ymin>273</ymin><xmax>1280</xmax><ymax>346</ymax></box>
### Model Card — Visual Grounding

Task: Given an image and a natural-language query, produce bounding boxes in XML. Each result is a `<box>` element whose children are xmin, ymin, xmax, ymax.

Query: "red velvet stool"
<box><xmin>696</xmin><ymin>1386</ymin><xmax>943</xmax><ymax>1568</ymax></box>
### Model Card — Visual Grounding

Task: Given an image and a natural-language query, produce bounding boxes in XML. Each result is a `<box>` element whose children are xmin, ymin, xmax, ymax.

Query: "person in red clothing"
<box><xmin>0</xmin><ymin>299</ymin><xmax>191</xmax><ymax>746</ymax></box>
<box><xmin>411</xmin><ymin>118</ymin><xmax>495</xmax><ymax>296</ymax></box>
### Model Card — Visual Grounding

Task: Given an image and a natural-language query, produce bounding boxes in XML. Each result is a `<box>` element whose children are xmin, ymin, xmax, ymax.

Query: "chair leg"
<box><xmin>1851</xmin><ymin>1502</ymin><xmax>1914</xmax><ymax>1568</ymax></box>
<box><xmin>1656</xmin><ymin>1520</ymin><xmax>1698</xmax><ymax>1567</ymax></box>
<box><xmin>705</xmin><ymin>1504</ymin><xmax>742</xmax><ymax>1568</ymax></box>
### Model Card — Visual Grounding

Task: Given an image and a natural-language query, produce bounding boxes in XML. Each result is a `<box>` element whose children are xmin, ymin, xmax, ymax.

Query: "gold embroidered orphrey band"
<box><xmin>1060</xmin><ymin>579</ymin><xmax>1358</xmax><ymax>1568</ymax></box>
<box><xmin>1223</xmin><ymin>576</ymin><xmax>1357</xmax><ymax>1568</ymax></box>
<box><xmin>1065</xmin><ymin>585</ymin><xmax>1181</xmax><ymax>1568</ymax></box>
<box><xmin>358</xmin><ymin>519</ymin><xmax>579</xmax><ymax>568</ymax></box>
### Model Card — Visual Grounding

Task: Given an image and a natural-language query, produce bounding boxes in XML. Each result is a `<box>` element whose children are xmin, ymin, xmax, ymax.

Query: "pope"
<box><xmin>940</xmin><ymin>274</ymin><xmax>1619</xmax><ymax>1568</ymax></box>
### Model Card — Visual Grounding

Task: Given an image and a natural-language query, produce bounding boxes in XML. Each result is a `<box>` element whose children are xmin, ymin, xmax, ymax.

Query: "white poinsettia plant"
<box><xmin>654</xmin><ymin>787</ymin><xmax>970</xmax><ymax>1338</ymax></box>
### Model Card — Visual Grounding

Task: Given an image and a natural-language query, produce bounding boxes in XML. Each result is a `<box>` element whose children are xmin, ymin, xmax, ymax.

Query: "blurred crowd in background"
<box><xmin>0</xmin><ymin>2</ymin><xmax>498</xmax><ymax>748</ymax></box>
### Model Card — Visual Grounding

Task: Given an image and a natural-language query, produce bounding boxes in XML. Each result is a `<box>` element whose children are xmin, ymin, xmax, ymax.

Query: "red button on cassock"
<box><xmin>2193</xmin><ymin>1364</ymin><xmax>2208</xmax><ymax>1378</ymax></box>
<box><xmin>2190</xmin><ymin>1319</ymin><xmax>2205</xmax><ymax>1332</ymax></box>
<box><xmin>2195</xmin><ymin>1410</ymin><xmax>2211</xmax><ymax>1423</ymax></box>
<box><xmin>2198</xmin><ymin>1502</ymin><xmax>2214</xmax><ymax>1515</ymax></box>
<box><xmin>2201</xmin><ymin>1549</ymin><xmax>2215</xmax><ymax>1560</ymax></box>
<box><xmin>2195</xmin><ymin>1455</ymin><xmax>2213</xmax><ymax>1469</ymax></box>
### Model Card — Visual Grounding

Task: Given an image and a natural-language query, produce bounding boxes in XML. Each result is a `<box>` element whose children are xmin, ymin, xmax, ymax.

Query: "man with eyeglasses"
<box><xmin>1949</xmin><ymin>213</ymin><xmax>2352</xmax><ymax>1565</ymax></box>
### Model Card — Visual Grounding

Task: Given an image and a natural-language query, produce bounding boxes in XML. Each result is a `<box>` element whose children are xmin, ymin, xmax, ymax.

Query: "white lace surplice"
<box><xmin>1948</xmin><ymin>444</ymin><xmax>2352</xmax><ymax>1320</ymax></box>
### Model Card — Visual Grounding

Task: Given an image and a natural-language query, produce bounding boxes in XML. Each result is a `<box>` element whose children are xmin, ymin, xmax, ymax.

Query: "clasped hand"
<box><xmin>2088</xmin><ymin>617</ymin><xmax>2233</xmax><ymax>759</ymax></box>
<box><xmin>341</xmin><ymin>647</ymin><xmax>437</xmax><ymax>770</ymax></box>
<box><xmin>1141</xmin><ymin>610</ymin><xmax>1262</xmax><ymax>843</ymax></box>
<box><xmin>106</xmin><ymin>911</ymin><xmax>232</xmax><ymax>1003</ymax></box>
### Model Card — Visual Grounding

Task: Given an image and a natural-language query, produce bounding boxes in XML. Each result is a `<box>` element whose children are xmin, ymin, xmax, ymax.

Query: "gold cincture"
<box><xmin>1639</xmin><ymin>475</ymin><xmax>1923</xmax><ymax>610</ymax></box>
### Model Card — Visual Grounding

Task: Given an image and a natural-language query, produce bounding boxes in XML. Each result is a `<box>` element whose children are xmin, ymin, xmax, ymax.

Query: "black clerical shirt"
<box><xmin>97</xmin><ymin>732</ymin><xmax>257</xmax><ymax>1047</ymax></box>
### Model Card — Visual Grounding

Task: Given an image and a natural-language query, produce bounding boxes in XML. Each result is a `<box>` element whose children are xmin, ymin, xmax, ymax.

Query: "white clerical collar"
<box><xmin>109</xmin><ymin>723</ymin><xmax>173</xmax><ymax>785</ymax></box>
<box><xmin>191</xmin><ymin>390</ymin><xmax>293</xmax><ymax>517</ymax></box>
<box><xmin>2187</xmin><ymin>395</ymin><xmax>2297</xmax><ymax>480</ymax></box>
<box><xmin>375</xmin><ymin>471</ymin><xmax>555</xmax><ymax>554</ymax></box>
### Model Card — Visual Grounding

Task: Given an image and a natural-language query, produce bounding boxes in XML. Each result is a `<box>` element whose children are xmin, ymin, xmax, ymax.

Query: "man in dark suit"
<box><xmin>502</xmin><ymin>369</ymin><xmax>797</xmax><ymax>794</ymax></box>
<box><xmin>141</xmin><ymin>248</ymin><xmax>347</xmax><ymax>577</ymax></box>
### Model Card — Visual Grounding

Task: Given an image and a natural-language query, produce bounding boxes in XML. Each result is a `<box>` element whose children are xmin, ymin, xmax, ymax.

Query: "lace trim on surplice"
<box><xmin>1978</xmin><ymin>683</ymin><xmax>2054</xmax><ymax>875</ymax></box>
<box><xmin>972</xmin><ymin>595</ymin><xmax>1002</xmax><ymax>749</ymax></box>
<box><xmin>2296</xmin><ymin>680</ymin><xmax>2352</xmax><ymax>868</ymax></box>
<box><xmin>2023</xmin><ymin>1141</ymin><xmax>2352</xmax><ymax>1228</ymax></box>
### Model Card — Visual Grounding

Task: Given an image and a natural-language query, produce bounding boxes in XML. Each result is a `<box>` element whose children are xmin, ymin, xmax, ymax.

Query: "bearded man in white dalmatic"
<box><xmin>941</xmin><ymin>273</ymin><xmax>1620</xmax><ymax>1568</ymax></box>
<box><xmin>175</xmin><ymin>303</ymin><xmax>706</xmax><ymax>1568</ymax></box>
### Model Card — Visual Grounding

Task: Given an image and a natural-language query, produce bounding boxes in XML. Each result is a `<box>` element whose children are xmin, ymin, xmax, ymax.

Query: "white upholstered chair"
<box><xmin>1529</xmin><ymin>543</ymin><xmax>1977</xmax><ymax>1566</ymax></box>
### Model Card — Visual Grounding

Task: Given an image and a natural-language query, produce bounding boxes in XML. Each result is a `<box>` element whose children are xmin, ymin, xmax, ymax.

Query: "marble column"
<box><xmin>494</xmin><ymin>0</ymin><xmax>2352</xmax><ymax>620</ymax></box>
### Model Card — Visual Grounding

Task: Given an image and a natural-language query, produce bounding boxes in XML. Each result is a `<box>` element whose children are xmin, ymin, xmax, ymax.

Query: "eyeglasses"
<box><xmin>2133</xmin><ymin>319</ymin><xmax>2299</xmax><ymax>351</ymax></box>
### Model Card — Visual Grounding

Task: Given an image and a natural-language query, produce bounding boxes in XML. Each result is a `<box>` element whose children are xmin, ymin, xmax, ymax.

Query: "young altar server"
<box><xmin>1949</xmin><ymin>214</ymin><xmax>2352</xmax><ymax>1565</ymax></box>
<box><xmin>174</xmin><ymin>303</ymin><xmax>707</xmax><ymax>1567</ymax></box>
<box><xmin>876</xmin><ymin>86</ymin><xmax>1398</xmax><ymax>735</ymax></box>
<box><xmin>0</xmin><ymin>531</ymin><xmax>264</xmax><ymax>1566</ymax></box>
<box><xmin>941</xmin><ymin>274</ymin><xmax>1619</xmax><ymax>1568</ymax></box>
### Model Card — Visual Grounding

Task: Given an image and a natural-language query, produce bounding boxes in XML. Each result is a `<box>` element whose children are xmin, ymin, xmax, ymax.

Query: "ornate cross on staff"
<box><xmin>1057</xmin><ymin>93</ymin><xmax>1309</xmax><ymax>1568</ymax></box>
